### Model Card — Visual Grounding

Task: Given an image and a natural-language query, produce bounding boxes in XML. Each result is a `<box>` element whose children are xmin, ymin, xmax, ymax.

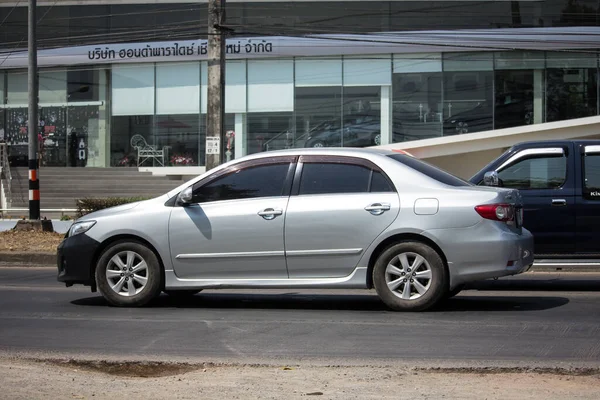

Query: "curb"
<box><xmin>0</xmin><ymin>253</ymin><xmax>56</xmax><ymax>266</ymax></box>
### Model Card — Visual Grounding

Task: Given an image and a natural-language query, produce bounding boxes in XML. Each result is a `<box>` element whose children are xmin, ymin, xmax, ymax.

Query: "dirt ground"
<box><xmin>0</xmin><ymin>229</ymin><xmax>62</xmax><ymax>253</ymax></box>
<box><xmin>0</xmin><ymin>358</ymin><xmax>599</xmax><ymax>400</ymax></box>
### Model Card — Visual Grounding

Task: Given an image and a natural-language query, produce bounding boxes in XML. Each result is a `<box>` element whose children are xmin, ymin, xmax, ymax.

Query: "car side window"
<box><xmin>583</xmin><ymin>152</ymin><xmax>600</xmax><ymax>200</ymax></box>
<box><xmin>370</xmin><ymin>170</ymin><xmax>394</xmax><ymax>192</ymax></box>
<box><xmin>498</xmin><ymin>154</ymin><xmax>567</xmax><ymax>190</ymax></box>
<box><xmin>192</xmin><ymin>163</ymin><xmax>290</xmax><ymax>203</ymax></box>
<box><xmin>298</xmin><ymin>162</ymin><xmax>394</xmax><ymax>195</ymax></box>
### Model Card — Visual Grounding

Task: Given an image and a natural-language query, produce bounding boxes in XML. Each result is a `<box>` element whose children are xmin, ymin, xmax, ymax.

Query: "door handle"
<box><xmin>258</xmin><ymin>208</ymin><xmax>283</xmax><ymax>220</ymax></box>
<box><xmin>365</xmin><ymin>203</ymin><xmax>391</xmax><ymax>215</ymax></box>
<box><xmin>552</xmin><ymin>199</ymin><xmax>567</xmax><ymax>206</ymax></box>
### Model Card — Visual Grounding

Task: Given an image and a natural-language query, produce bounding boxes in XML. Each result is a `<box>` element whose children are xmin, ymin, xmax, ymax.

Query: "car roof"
<box><xmin>238</xmin><ymin>147</ymin><xmax>398</xmax><ymax>159</ymax></box>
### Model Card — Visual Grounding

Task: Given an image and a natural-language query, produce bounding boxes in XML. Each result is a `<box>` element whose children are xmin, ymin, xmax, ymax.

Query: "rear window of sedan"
<box><xmin>387</xmin><ymin>154</ymin><xmax>473</xmax><ymax>187</ymax></box>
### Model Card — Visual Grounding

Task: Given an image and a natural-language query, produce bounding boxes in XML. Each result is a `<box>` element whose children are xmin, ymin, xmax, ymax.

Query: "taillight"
<box><xmin>475</xmin><ymin>203</ymin><xmax>515</xmax><ymax>223</ymax></box>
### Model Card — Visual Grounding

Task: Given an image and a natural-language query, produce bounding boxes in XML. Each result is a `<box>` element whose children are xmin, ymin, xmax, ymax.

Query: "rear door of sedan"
<box><xmin>284</xmin><ymin>155</ymin><xmax>400</xmax><ymax>278</ymax></box>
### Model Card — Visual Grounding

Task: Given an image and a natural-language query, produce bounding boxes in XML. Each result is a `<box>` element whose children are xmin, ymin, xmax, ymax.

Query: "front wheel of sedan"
<box><xmin>95</xmin><ymin>241</ymin><xmax>163</xmax><ymax>307</ymax></box>
<box><xmin>373</xmin><ymin>241</ymin><xmax>448</xmax><ymax>312</ymax></box>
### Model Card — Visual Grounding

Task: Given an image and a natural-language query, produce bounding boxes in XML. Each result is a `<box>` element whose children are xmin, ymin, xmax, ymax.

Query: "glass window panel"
<box><xmin>110</xmin><ymin>115</ymin><xmax>154</xmax><ymax>167</ymax></box>
<box><xmin>155</xmin><ymin>114</ymin><xmax>200</xmax><ymax>166</ymax></box>
<box><xmin>299</xmin><ymin>163</ymin><xmax>372</xmax><ymax>195</ymax></box>
<box><xmin>39</xmin><ymin>71</ymin><xmax>67</xmax><ymax>104</ymax></box>
<box><xmin>225</xmin><ymin>61</ymin><xmax>247</xmax><ymax>113</ymax></box>
<box><xmin>0</xmin><ymin>72</ymin><xmax>4</xmax><ymax>105</ymax></box>
<box><xmin>494</xmin><ymin>51</ymin><xmax>545</xmax><ymax>70</ymax></box>
<box><xmin>494</xmin><ymin>69</ymin><xmax>535</xmax><ymax>129</ymax></box>
<box><xmin>247</xmin><ymin>60</ymin><xmax>294</xmax><ymax>112</ymax></box>
<box><xmin>343</xmin><ymin>56</ymin><xmax>391</xmax><ymax>86</ymax></box>
<box><xmin>342</xmin><ymin>86</ymin><xmax>384</xmax><ymax>147</ymax></box>
<box><xmin>6</xmin><ymin>72</ymin><xmax>28</xmax><ymax>105</ymax></box>
<box><xmin>295</xmin><ymin>86</ymin><xmax>342</xmax><ymax>149</ymax></box>
<box><xmin>192</xmin><ymin>163</ymin><xmax>290</xmax><ymax>203</ymax></box>
<box><xmin>295</xmin><ymin>57</ymin><xmax>342</xmax><ymax>87</ymax></box>
<box><xmin>67</xmin><ymin>68</ymin><xmax>100</xmax><ymax>102</ymax></box>
<box><xmin>394</xmin><ymin>54</ymin><xmax>442</xmax><ymax>74</ymax></box>
<box><xmin>111</xmin><ymin>65</ymin><xmax>155</xmax><ymax>116</ymax></box>
<box><xmin>156</xmin><ymin>63</ymin><xmax>200</xmax><ymax>115</ymax></box>
<box><xmin>584</xmin><ymin>153</ymin><xmax>600</xmax><ymax>199</ymax></box>
<box><xmin>247</xmin><ymin>112</ymin><xmax>293</xmax><ymax>155</ymax></box>
<box><xmin>370</xmin><ymin>171</ymin><xmax>394</xmax><ymax>192</ymax></box>
<box><xmin>546</xmin><ymin>53</ymin><xmax>598</xmax><ymax>122</ymax></box>
<box><xmin>443</xmin><ymin>53</ymin><xmax>494</xmax><ymax>136</ymax></box>
<box><xmin>392</xmin><ymin>70</ymin><xmax>442</xmax><ymax>142</ymax></box>
<box><xmin>546</xmin><ymin>52</ymin><xmax>597</xmax><ymax>69</ymax></box>
<box><xmin>498</xmin><ymin>155</ymin><xmax>567</xmax><ymax>190</ymax></box>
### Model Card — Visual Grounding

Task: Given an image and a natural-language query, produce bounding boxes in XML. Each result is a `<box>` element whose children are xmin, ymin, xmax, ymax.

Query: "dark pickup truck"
<box><xmin>469</xmin><ymin>140</ymin><xmax>600</xmax><ymax>268</ymax></box>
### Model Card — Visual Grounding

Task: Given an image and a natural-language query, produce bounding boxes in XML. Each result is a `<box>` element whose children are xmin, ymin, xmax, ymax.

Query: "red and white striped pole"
<box><xmin>28</xmin><ymin>0</ymin><xmax>40</xmax><ymax>220</ymax></box>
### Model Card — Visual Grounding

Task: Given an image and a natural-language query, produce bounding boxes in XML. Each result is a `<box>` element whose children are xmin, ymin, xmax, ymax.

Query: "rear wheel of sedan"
<box><xmin>95</xmin><ymin>241</ymin><xmax>162</xmax><ymax>307</ymax></box>
<box><xmin>373</xmin><ymin>241</ymin><xmax>448</xmax><ymax>312</ymax></box>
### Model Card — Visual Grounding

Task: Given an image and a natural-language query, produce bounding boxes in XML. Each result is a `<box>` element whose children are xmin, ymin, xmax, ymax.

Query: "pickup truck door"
<box><xmin>575</xmin><ymin>144</ymin><xmax>600</xmax><ymax>255</ymax></box>
<box><xmin>493</xmin><ymin>145</ymin><xmax>576</xmax><ymax>255</ymax></box>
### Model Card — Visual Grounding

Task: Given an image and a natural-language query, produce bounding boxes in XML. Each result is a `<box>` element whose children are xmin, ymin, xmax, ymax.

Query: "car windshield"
<box><xmin>387</xmin><ymin>154</ymin><xmax>473</xmax><ymax>187</ymax></box>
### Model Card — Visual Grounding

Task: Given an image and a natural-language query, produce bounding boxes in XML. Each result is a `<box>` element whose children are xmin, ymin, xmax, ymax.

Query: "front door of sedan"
<box><xmin>168</xmin><ymin>157</ymin><xmax>296</xmax><ymax>280</ymax></box>
<box><xmin>284</xmin><ymin>156</ymin><xmax>400</xmax><ymax>278</ymax></box>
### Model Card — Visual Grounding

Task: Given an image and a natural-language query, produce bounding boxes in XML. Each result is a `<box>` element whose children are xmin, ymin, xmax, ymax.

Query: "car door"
<box><xmin>284</xmin><ymin>155</ymin><xmax>400</xmax><ymax>278</ymax></box>
<box><xmin>494</xmin><ymin>145</ymin><xmax>576</xmax><ymax>255</ymax></box>
<box><xmin>168</xmin><ymin>156</ymin><xmax>296</xmax><ymax>280</ymax></box>
<box><xmin>575</xmin><ymin>144</ymin><xmax>600</xmax><ymax>254</ymax></box>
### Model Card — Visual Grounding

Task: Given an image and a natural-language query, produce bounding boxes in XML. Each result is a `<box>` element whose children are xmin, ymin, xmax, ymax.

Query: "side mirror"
<box><xmin>178</xmin><ymin>186</ymin><xmax>193</xmax><ymax>205</ymax></box>
<box><xmin>483</xmin><ymin>171</ymin><xmax>500</xmax><ymax>187</ymax></box>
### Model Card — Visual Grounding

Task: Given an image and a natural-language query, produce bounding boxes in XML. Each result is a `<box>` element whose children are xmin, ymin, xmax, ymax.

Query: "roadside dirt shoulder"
<box><xmin>1</xmin><ymin>358</ymin><xmax>599</xmax><ymax>400</ymax></box>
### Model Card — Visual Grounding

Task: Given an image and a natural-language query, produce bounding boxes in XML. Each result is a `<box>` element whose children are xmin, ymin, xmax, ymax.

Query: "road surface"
<box><xmin>0</xmin><ymin>267</ymin><xmax>599</xmax><ymax>367</ymax></box>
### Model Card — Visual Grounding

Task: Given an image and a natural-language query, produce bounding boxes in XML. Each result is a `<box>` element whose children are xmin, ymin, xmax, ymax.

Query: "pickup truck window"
<box><xmin>497</xmin><ymin>153</ymin><xmax>567</xmax><ymax>190</ymax></box>
<box><xmin>583</xmin><ymin>151</ymin><xmax>600</xmax><ymax>200</ymax></box>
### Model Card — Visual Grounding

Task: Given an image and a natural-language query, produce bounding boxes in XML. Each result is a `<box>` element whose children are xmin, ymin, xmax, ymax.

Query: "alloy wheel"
<box><xmin>105</xmin><ymin>251</ymin><xmax>149</xmax><ymax>297</ymax></box>
<box><xmin>385</xmin><ymin>252</ymin><xmax>432</xmax><ymax>300</ymax></box>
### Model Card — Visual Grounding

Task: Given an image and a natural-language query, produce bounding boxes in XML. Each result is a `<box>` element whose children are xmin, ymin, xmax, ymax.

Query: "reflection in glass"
<box><xmin>392</xmin><ymin>72</ymin><xmax>442</xmax><ymax>142</ymax></box>
<box><xmin>110</xmin><ymin>115</ymin><xmax>154</xmax><ymax>167</ymax></box>
<box><xmin>442</xmin><ymin>53</ymin><xmax>494</xmax><ymax>136</ymax></box>
<box><xmin>494</xmin><ymin>70</ymin><xmax>535</xmax><ymax>129</ymax></box>
<box><xmin>546</xmin><ymin>68</ymin><xmax>597</xmax><ymax>123</ymax></box>
<box><xmin>294</xmin><ymin>86</ymin><xmax>342</xmax><ymax>148</ymax></box>
<box><xmin>155</xmin><ymin>114</ymin><xmax>199</xmax><ymax>166</ymax></box>
<box><xmin>247</xmin><ymin>113</ymin><xmax>293</xmax><ymax>154</ymax></box>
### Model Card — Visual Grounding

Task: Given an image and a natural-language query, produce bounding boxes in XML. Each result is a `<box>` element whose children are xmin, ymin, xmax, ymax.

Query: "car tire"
<box><xmin>373</xmin><ymin>241</ymin><xmax>448</xmax><ymax>312</ymax></box>
<box><xmin>164</xmin><ymin>289</ymin><xmax>202</xmax><ymax>298</ymax></box>
<box><xmin>95</xmin><ymin>241</ymin><xmax>163</xmax><ymax>307</ymax></box>
<box><xmin>311</xmin><ymin>141</ymin><xmax>326</xmax><ymax>148</ymax></box>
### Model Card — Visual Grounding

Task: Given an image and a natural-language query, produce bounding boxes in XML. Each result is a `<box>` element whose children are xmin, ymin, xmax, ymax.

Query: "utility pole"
<box><xmin>28</xmin><ymin>0</ymin><xmax>40</xmax><ymax>220</ymax></box>
<box><xmin>205</xmin><ymin>0</ymin><xmax>226</xmax><ymax>171</ymax></box>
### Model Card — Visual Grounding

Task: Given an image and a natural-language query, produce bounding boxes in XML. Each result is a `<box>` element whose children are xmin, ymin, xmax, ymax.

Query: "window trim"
<box><xmin>496</xmin><ymin>148</ymin><xmax>569</xmax><ymax>191</ymax></box>
<box><xmin>182</xmin><ymin>156</ymin><xmax>297</xmax><ymax>205</ymax></box>
<box><xmin>291</xmin><ymin>155</ymin><xmax>396</xmax><ymax>196</ymax></box>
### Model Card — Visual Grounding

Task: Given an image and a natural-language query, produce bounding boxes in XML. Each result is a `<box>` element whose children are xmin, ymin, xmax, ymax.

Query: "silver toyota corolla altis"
<box><xmin>57</xmin><ymin>148</ymin><xmax>534</xmax><ymax>311</ymax></box>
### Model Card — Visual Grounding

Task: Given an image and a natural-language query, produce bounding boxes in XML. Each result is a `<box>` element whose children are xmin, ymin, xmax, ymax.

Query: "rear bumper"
<box><xmin>57</xmin><ymin>233</ymin><xmax>100</xmax><ymax>288</ymax></box>
<box><xmin>427</xmin><ymin>224</ymin><xmax>535</xmax><ymax>289</ymax></box>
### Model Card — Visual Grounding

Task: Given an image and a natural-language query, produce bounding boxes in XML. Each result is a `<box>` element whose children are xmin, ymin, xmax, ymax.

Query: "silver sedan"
<box><xmin>57</xmin><ymin>148</ymin><xmax>534</xmax><ymax>311</ymax></box>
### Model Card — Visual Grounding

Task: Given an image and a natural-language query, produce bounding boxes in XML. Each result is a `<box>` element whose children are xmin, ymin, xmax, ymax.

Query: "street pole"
<box><xmin>205</xmin><ymin>0</ymin><xmax>226</xmax><ymax>171</ymax></box>
<box><xmin>28</xmin><ymin>0</ymin><xmax>40</xmax><ymax>220</ymax></box>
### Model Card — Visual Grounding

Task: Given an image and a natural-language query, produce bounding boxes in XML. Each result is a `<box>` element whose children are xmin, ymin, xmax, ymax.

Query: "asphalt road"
<box><xmin>1</xmin><ymin>267</ymin><xmax>599</xmax><ymax>367</ymax></box>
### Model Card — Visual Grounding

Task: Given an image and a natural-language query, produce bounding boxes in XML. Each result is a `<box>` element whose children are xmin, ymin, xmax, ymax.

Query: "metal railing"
<box><xmin>0</xmin><ymin>144</ymin><xmax>12</xmax><ymax>208</ymax></box>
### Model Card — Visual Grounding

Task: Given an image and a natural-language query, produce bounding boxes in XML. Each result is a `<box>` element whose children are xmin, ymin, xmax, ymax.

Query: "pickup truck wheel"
<box><xmin>95</xmin><ymin>241</ymin><xmax>162</xmax><ymax>307</ymax></box>
<box><xmin>373</xmin><ymin>241</ymin><xmax>448</xmax><ymax>312</ymax></box>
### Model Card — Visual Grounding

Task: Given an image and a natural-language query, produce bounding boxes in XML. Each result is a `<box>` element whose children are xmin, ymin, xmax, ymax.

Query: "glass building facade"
<box><xmin>1</xmin><ymin>1</ymin><xmax>599</xmax><ymax>169</ymax></box>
